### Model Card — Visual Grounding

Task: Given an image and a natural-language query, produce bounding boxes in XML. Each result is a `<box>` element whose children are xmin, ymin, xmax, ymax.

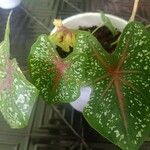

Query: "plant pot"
<box><xmin>0</xmin><ymin>0</ymin><xmax>22</xmax><ymax>9</ymax></box>
<box><xmin>51</xmin><ymin>12</ymin><xmax>128</xmax><ymax>112</ymax></box>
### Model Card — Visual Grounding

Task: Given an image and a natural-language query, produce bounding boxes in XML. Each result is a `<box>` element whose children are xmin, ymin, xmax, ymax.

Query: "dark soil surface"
<box><xmin>79</xmin><ymin>25</ymin><xmax>121</xmax><ymax>53</ymax></box>
<box><xmin>56</xmin><ymin>46</ymin><xmax>73</xmax><ymax>58</ymax></box>
<box><xmin>56</xmin><ymin>26</ymin><xmax>121</xmax><ymax>58</ymax></box>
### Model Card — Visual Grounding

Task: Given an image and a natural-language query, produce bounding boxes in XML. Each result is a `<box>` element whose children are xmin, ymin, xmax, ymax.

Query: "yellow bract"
<box><xmin>50</xmin><ymin>19</ymin><xmax>75</xmax><ymax>52</ymax></box>
<box><xmin>53</xmin><ymin>19</ymin><xmax>63</xmax><ymax>28</ymax></box>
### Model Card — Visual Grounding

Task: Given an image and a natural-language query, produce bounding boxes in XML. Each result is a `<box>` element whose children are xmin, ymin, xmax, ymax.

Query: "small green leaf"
<box><xmin>0</xmin><ymin>12</ymin><xmax>39</xmax><ymax>128</ymax></box>
<box><xmin>101</xmin><ymin>12</ymin><xmax>118</xmax><ymax>36</ymax></box>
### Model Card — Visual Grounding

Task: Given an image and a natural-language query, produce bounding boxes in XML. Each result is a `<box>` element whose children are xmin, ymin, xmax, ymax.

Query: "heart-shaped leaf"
<box><xmin>0</xmin><ymin>13</ymin><xmax>39</xmax><ymax>128</ymax></box>
<box><xmin>29</xmin><ymin>22</ymin><xmax>150</xmax><ymax>150</ymax></box>
<box><xmin>83</xmin><ymin>22</ymin><xmax>150</xmax><ymax>150</ymax></box>
<box><xmin>29</xmin><ymin>34</ymin><xmax>81</xmax><ymax>103</ymax></box>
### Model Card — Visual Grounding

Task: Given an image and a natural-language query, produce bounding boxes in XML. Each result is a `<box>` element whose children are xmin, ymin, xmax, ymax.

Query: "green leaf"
<box><xmin>101</xmin><ymin>11</ymin><xmax>118</xmax><ymax>36</ymax></box>
<box><xmin>0</xmin><ymin>12</ymin><xmax>39</xmax><ymax>128</ymax></box>
<box><xmin>29</xmin><ymin>33</ymin><xmax>83</xmax><ymax>103</ymax></box>
<box><xmin>29</xmin><ymin>22</ymin><xmax>150</xmax><ymax>150</ymax></box>
<box><xmin>84</xmin><ymin>22</ymin><xmax>150</xmax><ymax>150</ymax></box>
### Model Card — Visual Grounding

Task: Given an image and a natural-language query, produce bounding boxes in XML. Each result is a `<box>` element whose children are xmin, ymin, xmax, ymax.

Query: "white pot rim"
<box><xmin>51</xmin><ymin>12</ymin><xmax>128</xmax><ymax>34</ymax></box>
<box><xmin>63</xmin><ymin>12</ymin><xmax>127</xmax><ymax>25</ymax></box>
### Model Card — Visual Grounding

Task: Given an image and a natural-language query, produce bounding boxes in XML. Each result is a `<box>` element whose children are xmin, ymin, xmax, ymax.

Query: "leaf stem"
<box><xmin>129</xmin><ymin>0</ymin><xmax>141</xmax><ymax>22</ymax></box>
<box><xmin>4</xmin><ymin>11</ymin><xmax>13</xmax><ymax>58</ymax></box>
<box><xmin>111</xmin><ymin>35</ymin><xmax>121</xmax><ymax>46</ymax></box>
<box><xmin>91</xmin><ymin>24</ymin><xmax>103</xmax><ymax>34</ymax></box>
<box><xmin>145</xmin><ymin>24</ymin><xmax>150</xmax><ymax>29</ymax></box>
<box><xmin>111</xmin><ymin>40</ymin><xmax>118</xmax><ymax>46</ymax></box>
<box><xmin>4</xmin><ymin>11</ymin><xmax>12</xmax><ymax>41</ymax></box>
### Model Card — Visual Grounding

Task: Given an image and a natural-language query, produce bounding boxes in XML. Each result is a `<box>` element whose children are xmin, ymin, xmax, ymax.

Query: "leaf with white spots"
<box><xmin>84</xmin><ymin>22</ymin><xmax>150</xmax><ymax>150</ymax></box>
<box><xmin>0</xmin><ymin>13</ymin><xmax>39</xmax><ymax>128</ymax></box>
<box><xmin>29</xmin><ymin>32</ymin><xmax>98</xmax><ymax>103</ymax></box>
<box><xmin>29</xmin><ymin>21</ymin><xmax>150</xmax><ymax>150</ymax></box>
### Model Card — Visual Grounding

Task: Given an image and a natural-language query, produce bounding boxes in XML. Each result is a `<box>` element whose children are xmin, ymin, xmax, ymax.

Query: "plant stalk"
<box><xmin>92</xmin><ymin>25</ymin><xmax>103</xmax><ymax>34</ymax></box>
<box><xmin>145</xmin><ymin>24</ymin><xmax>150</xmax><ymax>28</ymax></box>
<box><xmin>129</xmin><ymin>0</ymin><xmax>141</xmax><ymax>22</ymax></box>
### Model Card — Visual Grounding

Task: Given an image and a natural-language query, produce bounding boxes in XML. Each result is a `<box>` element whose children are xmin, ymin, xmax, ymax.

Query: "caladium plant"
<box><xmin>29</xmin><ymin>17</ymin><xmax>150</xmax><ymax>150</ymax></box>
<box><xmin>0</xmin><ymin>12</ymin><xmax>39</xmax><ymax>128</ymax></box>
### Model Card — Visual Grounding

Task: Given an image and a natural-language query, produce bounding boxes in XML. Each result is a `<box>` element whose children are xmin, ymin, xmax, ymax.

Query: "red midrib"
<box><xmin>0</xmin><ymin>60</ymin><xmax>14</xmax><ymax>92</ymax></box>
<box><xmin>109</xmin><ymin>46</ymin><xmax>128</xmax><ymax>131</ymax></box>
<box><xmin>52</xmin><ymin>58</ymin><xmax>68</xmax><ymax>90</ymax></box>
<box><xmin>113</xmin><ymin>76</ymin><xmax>128</xmax><ymax>130</ymax></box>
<box><xmin>108</xmin><ymin>63</ymin><xmax>128</xmax><ymax>131</ymax></box>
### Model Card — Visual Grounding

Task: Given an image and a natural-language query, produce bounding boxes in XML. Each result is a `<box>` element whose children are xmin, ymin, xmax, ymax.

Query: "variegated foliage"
<box><xmin>29</xmin><ymin>21</ymin><xmax>150</xmax><ymax>150</ymax></box>
<box><xmin>0</xmin><ymin>13</ymin><xmax>39</xmax><ymax>128</ymax></box>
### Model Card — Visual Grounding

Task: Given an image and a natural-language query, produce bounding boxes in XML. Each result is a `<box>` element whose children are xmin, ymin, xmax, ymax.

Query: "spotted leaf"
<box><xmin>29</xmin><ymin>22</ymin><xmax>150</xmax><ymax>150</ymax></box>
<box><xmin>29</xmin><ymin>32</ymin><xmax>88</xmax><ymax>103</ymax></box>
<box><xmin>0</xmin><ymin>13</ymin><xmax>39</xmax><ymax>128</ymax></box>
<box><xmin>84</xmin><ymin>22</ymin><xmax>150</xmax><ymax>150</ymax></box>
